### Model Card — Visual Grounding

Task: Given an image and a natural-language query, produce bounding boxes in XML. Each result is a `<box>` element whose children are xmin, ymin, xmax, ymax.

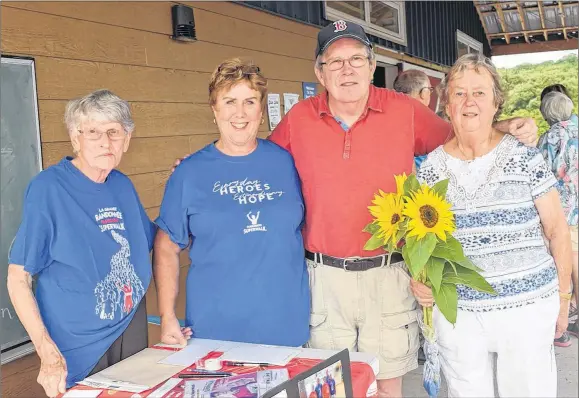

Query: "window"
<box><xmin>324</xmin><ymin>1</ymin><xmax>407</xmax><ymax>45</ymax></box>
<box><xmin>456</xmin><ymin>30</ymin><xmax>483</xmax><ymax>58</ymax></box>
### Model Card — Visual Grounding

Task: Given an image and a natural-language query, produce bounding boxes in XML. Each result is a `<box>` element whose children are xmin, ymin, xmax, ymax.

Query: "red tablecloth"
<box><xmin>65</xmin><ymin>347</ymin><xmax>377</xmax><ymax>397</ymax></box>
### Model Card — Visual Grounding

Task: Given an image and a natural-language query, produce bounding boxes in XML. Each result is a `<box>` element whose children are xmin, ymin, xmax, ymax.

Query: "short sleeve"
<box><xmin>416</xmin><ymin>151</ymin><xmax>444</xmax><ymax>187</ymax></box>
<box><xmin>413</xmin><ymin>100</ymin><xmax>452</xmax><ymax>156</ymax></box>
<box><xmin>8</xmin><ymin>180</ymin><xmax>54</xmax><ymax>275</ymax></box>
<box><xmin>155</xmin><ymin>165</ymin><xmax>191</xmax><ymax>249</ymax></box>
<box><xmin>268</xmin><ymin>114</ymin><xmax>292</xmax><ymax>153</ymax></box>
<box><xmin>527</xmin><ymin>147</ymin><xmax>558</xmax><ymax>200</ymax></box>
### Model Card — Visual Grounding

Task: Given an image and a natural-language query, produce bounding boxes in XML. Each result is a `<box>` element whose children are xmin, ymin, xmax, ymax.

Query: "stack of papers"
<box><xmin>159</xmin><ymin>339</ymin><xmax>301</xmax><ymax>367</ymax></box>
<box><xmin>79</xmin><ymin>348</ymin><xmax>187</xmax><ymax>393</ymax></box>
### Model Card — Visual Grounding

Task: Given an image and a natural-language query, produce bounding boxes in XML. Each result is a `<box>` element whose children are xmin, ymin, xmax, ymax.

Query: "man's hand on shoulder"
<box><xmin>171</xmin><ymin>154</ymin><xmax>192</xmax><ymax>173</ymax></box>
<box><xmin>495</xmin><ymin>117</ymin><xmax>539</xmax><ymax>147</ymax></box>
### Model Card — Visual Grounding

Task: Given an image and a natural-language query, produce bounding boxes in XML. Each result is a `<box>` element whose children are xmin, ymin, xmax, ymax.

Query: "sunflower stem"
<box><xmin>418</xmin><ymin>268</ymin><xmax>433</xmax><ymax>328</ymax></box>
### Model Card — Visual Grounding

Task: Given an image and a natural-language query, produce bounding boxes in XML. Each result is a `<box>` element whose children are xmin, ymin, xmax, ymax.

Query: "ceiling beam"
<box><xmin>558</xmin><ymin>1</ymin><xmax>568</xmax><ymax>40</ymax></box>
<box><xmin>473</xmin><ymin>1</ymin><xmax>493</xmax><ymax>47</ymax></box>
<box><xmin>516</xmin><ymin>3</ymin><xmax>530</xmax><ymax>43</ymax></box>
<box><xmin>491</xmin><ymin>37</ymin><xmax>578</xmax><ymax>55</ymax></box>
<box><xmin>488</xmin><ymin>26</ymin><xmax>578</xmax><ymax>37</ymax></box>
<box><xmin>494</xmin><ymin>2</ymin><xmax>510</xmax><ymax>44</ymax></box>
<box><xmin>537</xmin><ymin>1</ymin><xmax>549</xmax><ymax>41</ymax></box>
<box><xmin>481</xmin><ymin>4</ymin><xmax>565</xmax><ymax>14</ymax></box>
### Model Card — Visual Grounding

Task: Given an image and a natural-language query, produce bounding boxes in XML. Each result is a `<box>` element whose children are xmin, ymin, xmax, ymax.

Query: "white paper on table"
<box><xmin>283</xmin><ymin>93</ymin><xmax>299</xmax><ymax>114</ymax></box>
<box><xmin>219</xmin><ymin>344</ymin><xmax>300</xmax><ymax>366</ymax></box>
<box><xmin>63</xmin><ymin>390</ymin><xmax>102</xmax><ymax>398</ymax></box>
<box><xmin>147</xmin><ymin>378</ymin><xmax>182</xmax><ymax>398</ymax></box>
<box><xmin>267</xmin><ymin>93</ymin><xmax>281</xmax><ymax>131</ymax></box>
<box><xmin>78</xmin><ymin>348</ymin><xmax>186</xmax><ymax>393</ymax></box>
<box><xmin>159</xmin><ymin>338</ymin><xmax>224</xmax><ymax>366</ymax></box>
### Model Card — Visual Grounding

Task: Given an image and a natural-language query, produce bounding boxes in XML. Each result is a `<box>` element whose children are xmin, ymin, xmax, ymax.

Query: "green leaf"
<box><xmin>444</xmin><ymin>268</ymin><xmax>496</xmax><ymax>295</ymax></box>
<box><xmin>432</xmin><ymin>235</ymin><xmax>465</xmax><ymax>262</ymax></box>
<box><xmin>363</xmin><ymin>233</ymin><xmax>385</xmax><ymax>251</ymax></box>
<box><xmin>425</xmin><ymin>257</ymin><xmax>445</xmax><ymax>292</ymax></box>
<box><xmin>444</xmin><ymin>260</ymin><xmax>458</xmax><ymax>275</ymax></box>
<box><xmin>453</xmin><ymin>257</ymin><xmax>484</xmax><ymax>273</ymax></box>
<box><xmin>432</xmin><ymin>283</ymin><xmax>458</xmax><ymax>325</ymax></box>
<box><xmin>363</xmin><ymin>222</ymin><xmax>380</xmax><ymax>234</ymax></box>
<box><xmin>431</xmin><ymin>179</ymin><xmax>449</xmax><ymax>198</ymax></box>
<box><xmin>404</xmin><ymin>234</ymin><xmax>437</xmax><ymax>277</ymax></box>
<box><xmin>403</xmin><ymin>174</ymin><xmax>421</xmax><ymax>196</ymax></box>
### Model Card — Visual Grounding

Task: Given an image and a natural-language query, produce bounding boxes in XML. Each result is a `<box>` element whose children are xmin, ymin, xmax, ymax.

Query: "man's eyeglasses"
<box><xmin>421</xmin><ymin>86</ymin><xmax>435</xmax><ymax>93</ymax></box>
<box><xmin>78</xmin><ymin>128</ymin><xmax>126</xmax><ymax>141</ymax></box>
<box><xmin>320</xmin><ymin>55</ymin><xmax>369</xmax><ymax>71</ymax></box>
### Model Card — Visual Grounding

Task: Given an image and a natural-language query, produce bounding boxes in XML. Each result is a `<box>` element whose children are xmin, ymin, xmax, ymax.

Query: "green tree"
<box><xmin>498</xmin><ymin>54</ymin><xmax>578</xmax><ymax>135</ymax></box>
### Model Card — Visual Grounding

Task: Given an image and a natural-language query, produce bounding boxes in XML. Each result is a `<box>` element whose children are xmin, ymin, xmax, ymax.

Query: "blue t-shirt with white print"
<box><xmin>9</xmin><ymin>157</ymin><xmax>155</xmax><ymax>387</ymax></box>
<box><xmin>156</xmin><ymin>139</ymin><xmax>309</xmax><ymax>347</ymax></box>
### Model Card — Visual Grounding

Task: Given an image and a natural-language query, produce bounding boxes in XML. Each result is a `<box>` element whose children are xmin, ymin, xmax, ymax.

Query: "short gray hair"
<box><xmin>540</xmin><ymin>91</ymin><xmax>574</xmax><ymax>126</ymax></box>
<box><xmin>438</xmin><ymin>53</ymin><xmax>505</xmax><ymax>121</ymax></box>
<box><xmin>393</xmin><ymin>70</ymin><xmax>430</xmax><ymax>95</ymax></box>
<box><xmin>64</xmin><ymin>89</ymin><xmax>135</xmax><ymax>135</ymax></box>
<box><xmin>315</xmin><ymin>44</ymin><xmax>375</xmax><ymax>70</ymax></box>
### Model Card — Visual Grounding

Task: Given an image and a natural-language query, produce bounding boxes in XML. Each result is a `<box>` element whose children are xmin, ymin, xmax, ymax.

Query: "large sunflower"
<box><xmin>369</xmin><ymin>190</ymin><xmax>405</xmax><ymax>245</ymax></box>
<box><xmin>403</xmin><ymin>184</ymin><xmax>455</xmax><ymax>241</ymax></box>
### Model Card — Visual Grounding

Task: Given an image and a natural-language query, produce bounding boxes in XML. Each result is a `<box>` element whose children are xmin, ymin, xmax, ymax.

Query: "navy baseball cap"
<box><xmin>315</xmin><ymin>20</ymin><xmax>372</xmax><ymax>58</ymax></box>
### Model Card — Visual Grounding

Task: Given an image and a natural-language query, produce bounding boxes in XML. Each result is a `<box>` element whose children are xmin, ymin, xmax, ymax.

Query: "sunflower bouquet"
<box><xmin>363</xmin><ymin>173</ymin><xmax>495</xmax><ymax>397</ymax></box>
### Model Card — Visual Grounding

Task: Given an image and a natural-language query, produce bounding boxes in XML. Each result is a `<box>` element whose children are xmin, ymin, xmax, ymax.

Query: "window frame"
<box><xmin>324</xmin><ymin>1</ymin><xmax>407</xmax><ymax>46</ymax></box>
<box><xmin>456</xmin><ymin>29</ymin><xmax>483</xmax><ymax>57</ymax></box>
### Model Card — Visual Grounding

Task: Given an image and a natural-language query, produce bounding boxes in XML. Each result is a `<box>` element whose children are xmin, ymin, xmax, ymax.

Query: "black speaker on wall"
<box><xmin>171</xmin><ymin>5</ymin><xmax>196</xmax><ymax>42</ymax></box>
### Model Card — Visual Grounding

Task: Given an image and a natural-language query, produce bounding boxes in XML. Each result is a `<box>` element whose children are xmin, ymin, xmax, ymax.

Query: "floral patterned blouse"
<box><xmin>537</xmin><ymin>119</ymin><xmax>578</xmax><ymax>226</ymax></box>
<box><xmin>418</xmin><ymin>135</ymin><xmax>558</xmax><ymax>312</ymax></box>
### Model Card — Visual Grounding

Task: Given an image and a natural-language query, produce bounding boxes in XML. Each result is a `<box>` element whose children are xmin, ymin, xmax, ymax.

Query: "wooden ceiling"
<box><xmin>474</xmin><ymin>1</ymin><xmax>579</xmax><ymax>55</ymax></box>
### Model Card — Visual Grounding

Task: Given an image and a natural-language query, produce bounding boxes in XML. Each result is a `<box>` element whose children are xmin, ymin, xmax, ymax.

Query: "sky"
<box><xmin>492</xmin><ymin>49</ymin><xmax>578</xmax><ymax>69</ymax></box>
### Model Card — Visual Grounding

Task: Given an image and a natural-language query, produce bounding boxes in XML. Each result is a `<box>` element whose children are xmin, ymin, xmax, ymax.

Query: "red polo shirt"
<box><xmin>269</xmin><ymin>85</ymin><xmax>451</xmax><ymax>258</ymax></box>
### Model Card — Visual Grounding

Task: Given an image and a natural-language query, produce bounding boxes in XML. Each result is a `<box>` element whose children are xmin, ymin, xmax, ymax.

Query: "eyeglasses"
<box><xmin>320</xmin><ymin>55</ymin><xmax>369</xmax><ymax>71</ymax></box>
<box><xmin>78</xmin><ymin>128</ymin><xmax>126</xmax><ymax>141</ymax></box>
<box><xmin>421</xmin><ymin>86</ymin><xmax>435</xmax><ymax>93</ymax></box>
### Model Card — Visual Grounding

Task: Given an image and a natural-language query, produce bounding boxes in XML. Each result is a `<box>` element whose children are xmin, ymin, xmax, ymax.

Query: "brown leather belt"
<box><xmin>305</xmin><ymin>250</ymin><xmax>404</xmax><ymax>271</ymax></box>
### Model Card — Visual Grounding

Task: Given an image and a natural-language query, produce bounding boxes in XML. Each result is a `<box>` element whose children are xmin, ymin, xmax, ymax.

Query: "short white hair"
<box><xmin>64</xmin><ymin>89</ymin><xmax>134</xmax><ymax>135</ymax></box>
<box><xmin>540</xmin><ymin>91</ymin><xmax>574</xmax><ymax>126</ymax></box>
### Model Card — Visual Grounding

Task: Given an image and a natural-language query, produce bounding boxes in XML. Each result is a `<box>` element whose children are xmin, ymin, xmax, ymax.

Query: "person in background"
<box><xmin>539</xmin><ymin>91</ymin><xmax>579</xmax><ymax>344</ymax></box>
<box><xmin>153</xmin><ymin>58</ymin><xmax>309</xmax><ymax>348</ymax></box>
<box><xmin>541</xmin><ymin>84</ymin><xmax>578</xmax><ymax>126</ymax></box>
<box><xmin>6</xmin><ymin>90</ymin><xmax>156</xmax><ymax>397</ymax></box>
<box><xmin>393</xmin><ymin>69</ymin><xmax>436</xmax><ymax>171</ymax></box>
<box><xmin>412</xmin><ymin>54</ymin><xmax>572</xmax><ymax>397</ymax></box>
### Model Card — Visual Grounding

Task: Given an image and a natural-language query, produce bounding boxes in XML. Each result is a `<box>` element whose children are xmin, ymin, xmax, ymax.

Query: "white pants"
<box><xmin>434</xmin><ymin>293</ymin><xmax>559</xmax><ymax>398</ymax></box>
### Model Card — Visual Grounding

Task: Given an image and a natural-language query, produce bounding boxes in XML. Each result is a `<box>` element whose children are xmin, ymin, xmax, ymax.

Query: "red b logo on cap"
<box><xmin>333</xmin><ymin>20</ymin><xmax>347</xmax><ymax>32</ymax></box>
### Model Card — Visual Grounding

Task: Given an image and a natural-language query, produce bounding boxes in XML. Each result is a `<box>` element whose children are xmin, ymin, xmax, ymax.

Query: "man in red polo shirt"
<box><xmin>269</xmin><ymin>20</ymin><xmax>538</xmax><ymax>397</ymax></box>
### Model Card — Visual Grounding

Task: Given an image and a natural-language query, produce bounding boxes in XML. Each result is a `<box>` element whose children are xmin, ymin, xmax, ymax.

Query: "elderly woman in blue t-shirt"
<box><xmin>153</xmin><ymin>58</ymin><xmax>309</xmax><ymax>347</ymax></box>
<box><xmin>411</xmin><ymin>54</ymin><xmax>572</xmax><ymax>397</ymax></box>
<box><xmin>7</xmin><ymin>90</ymin><xmax>157</xmax><ymax>397</ymax></box>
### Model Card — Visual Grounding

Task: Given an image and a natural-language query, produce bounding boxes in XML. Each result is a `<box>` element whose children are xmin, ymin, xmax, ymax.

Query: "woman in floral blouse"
<box><xmin>411</xmin><ymin>54</ymin><xmax>572</xmax><ymax>397</ymax></box>
<box><xmin>539</xmin><ymin>91</ymin><xmax>579</xmax><ymax>343</ymax></box>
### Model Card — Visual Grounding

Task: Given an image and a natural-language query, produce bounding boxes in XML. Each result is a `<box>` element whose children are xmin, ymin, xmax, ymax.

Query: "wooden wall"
<box><xmin>1</xmin><ymin>3</ymin><xmax>320</xmax><ymax>389</ymax></box>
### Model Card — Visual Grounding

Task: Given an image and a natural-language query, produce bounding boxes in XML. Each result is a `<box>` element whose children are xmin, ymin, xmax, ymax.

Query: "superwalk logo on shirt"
<box><xmin>93</xmin><ymin>207</ymin><xmax>144</xmax><ymax>320</ymax></box>
<box><xmin>244</xmin><ymin>210</ymin><xmax>267</xmax><ymax>234</ymax></box>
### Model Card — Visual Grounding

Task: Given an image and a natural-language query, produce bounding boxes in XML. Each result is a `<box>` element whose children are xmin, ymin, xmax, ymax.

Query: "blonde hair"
<box><xmin>208</xmin><ymin>58</ymin><xmax>267</xmax><ymax>108</ymax></box>
<box><xmin>438</xmin><ymin>53</ymin><xmax>505</xmax><ymax>121</ymax></box>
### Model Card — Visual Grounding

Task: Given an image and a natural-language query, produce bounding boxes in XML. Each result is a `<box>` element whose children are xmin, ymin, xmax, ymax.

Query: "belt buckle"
<box><xmin>342</xmin><ymin>256</ymin><xmax>362</xmax><ymax>271</ymax></box>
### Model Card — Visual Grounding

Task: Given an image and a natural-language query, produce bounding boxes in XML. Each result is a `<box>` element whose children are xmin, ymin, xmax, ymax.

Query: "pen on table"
<box><xmin>179</xmin><ymin>373</ymin><xmax>232</xmax><ymax>379</ymax></box>
<box><xmin>222</xmin><ymin>361</ymin><xmax>272</xmax><ymax>367</ymax></box>
<box><xmin>185</xmin><ymin>369</ymin><xmax>232</xmax><ymax>375</ymax></box>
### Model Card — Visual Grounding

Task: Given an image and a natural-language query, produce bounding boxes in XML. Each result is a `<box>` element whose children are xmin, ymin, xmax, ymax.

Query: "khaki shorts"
<box><xmin>571</xmin><ymin>225</ymin><xmax>578</xmax><ymax>253</ymax></box>
<box><xmin>306</xmin><ymin>259</ymin><xmax>419</xmax><ymax>380</ymax></box>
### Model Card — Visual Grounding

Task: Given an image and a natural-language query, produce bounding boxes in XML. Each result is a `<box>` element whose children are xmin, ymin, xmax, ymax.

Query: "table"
<box><xmin>65</xmin><ymin>343</ymin><xmax>379</xmax><ymax>397</ymax></box>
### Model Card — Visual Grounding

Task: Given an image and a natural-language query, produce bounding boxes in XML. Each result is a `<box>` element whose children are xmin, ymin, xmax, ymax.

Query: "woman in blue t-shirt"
<box><xmin>7</xmin><ymin>90</ymin><xmax>157</xmax><ymax>397</ymax></box>
<box><xmin>154</xmin><ymin>58</ymin><xmax>310</xmax><ymax>347</ymax></box>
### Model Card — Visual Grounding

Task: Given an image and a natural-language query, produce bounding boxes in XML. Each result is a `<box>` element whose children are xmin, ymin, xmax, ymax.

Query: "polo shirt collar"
<box><xmin>317</xmin><ymin>84</ymin><xmax>384</xmax><ymax>117</ymax></box>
